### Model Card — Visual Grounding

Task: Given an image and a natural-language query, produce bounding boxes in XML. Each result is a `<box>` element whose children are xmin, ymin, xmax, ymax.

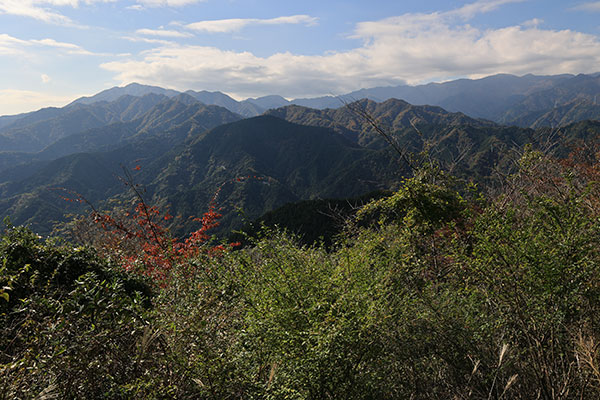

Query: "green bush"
<box><xmin>0</xmin><ymin>224</ymin><xmax>154</xmax><ymax>398</ymax></box>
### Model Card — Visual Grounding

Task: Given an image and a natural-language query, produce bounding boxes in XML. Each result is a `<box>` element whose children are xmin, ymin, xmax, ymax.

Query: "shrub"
<box><xmin>0</xmin><ymin>223</ymin><xmax>154</xmax><ymax>398</ymax></box>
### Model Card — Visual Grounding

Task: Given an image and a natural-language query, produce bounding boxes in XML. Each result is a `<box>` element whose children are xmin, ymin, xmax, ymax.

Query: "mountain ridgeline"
<box><xmin>1</xmin><ymin>73</ymin><xmax>600</xmax><ymax>236</ymax></box>
<box><xmin>4</xmin><ymin>72</ymin><xmax>599</xmax><ymax>130</ymax></box>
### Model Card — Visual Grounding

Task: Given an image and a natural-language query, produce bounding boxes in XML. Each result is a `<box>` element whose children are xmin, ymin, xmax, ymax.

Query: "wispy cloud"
<box><xmin>40</xmin><ymin>0</ymin><xmax>116</xmax><ymax>5</ymax></box>
<box><xmin>521</xmin><ymin>18</ymin><xmax>543</xmax><ymax>28</ymax></box>
<box><xmin>0</xmin><ymin>0</ymin><xmax>209</xmax><ymax>24</ymax></box>
<box><xmin>0</xmin><ymin>0</ymin><xmax>73</xmax><ymax>24</ymax></box>
<box><xmin>0</xmin><ymin>33</ymin><xmax>29</xmax><ymax>55</ymax></box>
<box><xmin>135</xmin><ymin>0</ymin><xmax>206</xmax><ymax>7</ymax></box>
<box><xmin>185</xmin><ymin>15</ymin><xmax>318</xmax><ymax>33</ymax></box>
<box><xmin>122</xmin><ymin>35</ymin><xmax>175</xmax><ymax>45</ymax></box>
<box><xmin>0</xmin><ymin>0</ymin><xmax>116</xmax><ymax>25</ymax></box>
<box><xmin>0</xmin><ymin>33</ymin><xmax>106</xmax><ymax>56</ymax></box>
<box><xmin>572</xmin><ymin>2</ymin><xmax>600</xmax><ymax>11</ymax></box>
<box><xmin>352</xmin><ymin>0</ymin><xmax>527</xmax><ymax>39</ymax></box>
<box><xmin>30</xmin><ymin>38</ymin><xmax>96</xmax><ymax>55</ymax></box>
<box><xmin>101</xmin><ymin>0</ymin><xmax>600</xmax><ymax>99</ymax></box>
<box><xmin>136</xmin><ymin>28</ymin><xmax>192</xmax><ymax>38</ymax></box>
<box><xmin>447</xmin><ymin>0</ymin><xmax>527</xmax><ymax>19</ymax></box>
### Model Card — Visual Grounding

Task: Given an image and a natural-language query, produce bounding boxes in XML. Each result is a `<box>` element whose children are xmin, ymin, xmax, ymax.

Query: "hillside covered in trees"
<box><xmin>3</xmin><ymin>87</ymin><xmax>600</xmax><ymax>238</ymax></box>
<box><xmin>2</xmin><ymin>75</ymin><xmax>600</xmax><ymax>398</ymax></box>
<box><xmin>3</xmin><ymin>141</ymin><xmax>600</xmax><ymax>398</ymax></box>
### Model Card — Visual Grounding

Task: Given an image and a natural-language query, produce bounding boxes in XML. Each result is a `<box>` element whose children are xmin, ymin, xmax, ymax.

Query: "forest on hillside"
<box><xmin>2</xmin><ymin>137</ymin><xmax>600</xmax><ymax>398</ymax></box>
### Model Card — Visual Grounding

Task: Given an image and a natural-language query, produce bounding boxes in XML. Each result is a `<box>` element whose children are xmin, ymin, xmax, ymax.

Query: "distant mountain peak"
<box><xmin>171</xmin><ymin>92</ymin><xmax>203</xmax><ymax>106</ymax></box>
<box><xmin>69</xmin><ymin>83</ymin><xmax>181</xmax><ymax>106</ymax></box>
<box><xmin>4</xmin><ymin>71</ymin><xmax>600</xmax><ymax>132</ymax></box>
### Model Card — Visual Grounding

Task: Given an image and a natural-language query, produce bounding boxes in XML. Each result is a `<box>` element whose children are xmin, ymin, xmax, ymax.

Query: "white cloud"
<box><xmin>0</xmin><ymin>33</ymin><xmax>29</xmax><ymax>55</ymax></box>
<box><xmin>41</xmin><ymin>74</ymin><xmax>51</xmax><ymax>83</ymax></box>
<box><xmin>0</xmin><ymin>89</ymin><xmax>77</xmax><ymax>115</ymax></box>
<box><xmin>572</xmin><ymin>2</ymin><xmax>600</xmax><ymax>11</ymax></box>
<box><xmin>31</xmin><ymin>38</ymin><xmax>96</xmax><ymax>54</ymax></box>
<box><xmin>448</xmin><ymin>0</ymin><xmax>527</xmax><ymax>20</ymax></box>
<box><xmin>351</xmin><ymin>13</ymin><xmax>600</xmax><ymax>82</ymax></box>
<box><xmin>522</xmin><ymin>18</ymin><xmax>543</xmax><ymax>28</ymax></box>
<box><xmin>0</xmin><ymin>0</ymin><xmax>73</xmax><ymax>24</ymax></box>
<box><xmin>0</xmin><ymin>0</ymin><xmax>205</xmax><ymax>24</ymax></box>
<box><xmin>46</xmin><ymin>0</ymin><xmax>117</xmax><ymax>5</ymax></box>
<box><xmin>0</xmin><ymin>0</ymin><xmax>116</xmax><ymax>25</ymax></box>
<box><xmin>123</xmin><ymin>35</ymin><xmax>175</xmax><ymax>45</ymax></box>
<box><xmin>185</xmin><ymin>15</ymin><xmax>318</xmax><ymax>33</ymax></box>
<box><xmin>100</xmin><ymin>44</ymin><xmax>403</xmax><ymax>98</ymax></box>
<box><xmin>135</xmin><ymin>0</ymin><xmax>205</xmax><ymax>7</ymax></box>
<box><xmin>351</xmin><ymin>0</ymin><xmax>526</xmax><ymax>40</ymax></box>
<box><xmin>136</xmin><ymin>28</ymin><xmax>192</xmax><ymax>38</ymax></box>
<box><xmin>0</xmin><ymin>33</ymin><xmax>102</xmax><ymax>56</ymax></box>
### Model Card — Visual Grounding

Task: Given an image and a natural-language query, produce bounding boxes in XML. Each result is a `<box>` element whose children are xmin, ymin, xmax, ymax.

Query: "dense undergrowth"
<box><xmin>2</xmin><ymin>148</ymin><xmax>600</xmax><ymax>399</ymax></box>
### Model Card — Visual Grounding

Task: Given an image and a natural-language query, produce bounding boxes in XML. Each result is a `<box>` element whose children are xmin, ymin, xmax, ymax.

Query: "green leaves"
<box><xmin>0</xmin><ymin>225</ymin><xmax>153</xmax><ymax>398</ymax></box>
<box><xmin>4</xmin><ymin>146</ymin><xmax>600</xmax><ymax>398</ymax></box>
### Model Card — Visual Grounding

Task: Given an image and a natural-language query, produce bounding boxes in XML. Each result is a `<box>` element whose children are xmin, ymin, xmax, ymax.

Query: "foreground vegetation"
<box><xmin>2</xmin><ymin>148</ymin><xmax>600</xmax><ymax>399</ymax></box>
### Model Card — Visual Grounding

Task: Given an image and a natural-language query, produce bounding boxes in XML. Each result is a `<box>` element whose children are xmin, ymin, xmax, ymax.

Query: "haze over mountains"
<box><xmin>1</xmin><ymin>72</ymin><xmax>600</xmax><ymax>236</ymax></box>
<box><xmin>4</xmin><ymin>72</ymin><xmax>600</xmax><ymax>128</ymax></box>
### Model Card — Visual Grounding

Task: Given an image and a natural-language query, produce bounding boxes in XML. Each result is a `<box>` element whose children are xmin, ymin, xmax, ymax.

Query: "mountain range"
<box><xmin>4</xmin><ymin>72</ymin><xmax>600</xmax><ymax>130</ymax></box>
<box><xmin>1</xmin><ymin>72</ymin><xmax>600</xmax><ymax>236</ymax></box>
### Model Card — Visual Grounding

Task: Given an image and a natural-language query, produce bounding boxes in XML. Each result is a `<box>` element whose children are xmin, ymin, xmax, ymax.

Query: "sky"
<box><xmin>1</xmin><ymin>0</ymin><xmax>600</xmax><ymax>115</ymax></box>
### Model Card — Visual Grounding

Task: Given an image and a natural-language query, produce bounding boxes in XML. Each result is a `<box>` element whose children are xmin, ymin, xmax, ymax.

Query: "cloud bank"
<box><xmin>101</xmin><ymin>2</ymin><xmax>600</xmax><ymax>98</ymax></box>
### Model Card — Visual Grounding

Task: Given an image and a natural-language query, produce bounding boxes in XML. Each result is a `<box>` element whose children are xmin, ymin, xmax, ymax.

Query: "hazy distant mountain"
<box><xmin>0</xmin><ymin>115</ymin><xmax>23</xmax><ymax>130</ymax></box>
<box><xmin>39</xmin><ymin>97</ymin><xmax>241</xmax><ymax>161</ymax></box>
<box><xmin>0</xmin><ymin>93</ymin><xmax>170</xmax><ymax>152</ymax></box>
<box><xmin>291</xmin><ymin>74</ymin><xmax>573</xmax><ymax>120</ymax></box>
<box><xmin>3</xmin><ymin>71</ymin><xmax>599</xmax><ymax>154</ymax></box>
<box><xmin>499</xmin><ymin>74</ymin><xmax>600</xmax><ymax>127</ymax></box>
<box><xmin>70</xmin><ymin>85</ymin><xmax>284</xmax><ymax>117</ymax></box>
<box><xmin>244</xmin><ymin>95</ymin><xmax>290</xmax><ymax>110</ymax></box>
<box><xmin>0</xmin><ymin>107</ymin><xmax>66</xmax><ymax>130</ymax></box>
<box><xmin>185</xmin><ymin>90</ymin><xmax>267</xmax><ymax>117</ymax></box>
<box><xmin>505</xmin><ymin>99</ymin><xmax>600</xmax><ymax>129</ymax></box>
<box><xmin>0</xmin><ymin>96</ymin><xmax>241</xmax><ymax>177</ymax></box>
<box><xmin>68</xmin><ymin>85</ymin><xmax>285</xmax><ymax>118</ymax></box>
<box><xmin>337</xmin><ymin>73</ymin><xmax>600</xmax><ymax>128</ymax></box>
<box><xmin>364</xmin><ymin>74</ymin><xmax>569</xmax><ymax>114</ymax></box>
<box><xmin>292</xmin><ymin>96</ymin><xmax>346</xmax><ymax>110</ymax></box>
<box><xmin>266</xmin><ymin>98</ymin><xmax>496</xmax><ymax>147</ymax></box>
<box><xmin>70</xmin><ymin>82</ymin><xmax>180</xmax><ymax>105</ymax></box>
<box><xmin>4</xmin><ymin>72</ymin><xmax>599</xmax><ymax>131</ymax></box>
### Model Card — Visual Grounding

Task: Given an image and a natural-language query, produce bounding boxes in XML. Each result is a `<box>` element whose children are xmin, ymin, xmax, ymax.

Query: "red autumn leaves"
<box><xmin>55</xmin><ymin>164</ymin><xmax>266</xmax><ymax>285</ymax></box>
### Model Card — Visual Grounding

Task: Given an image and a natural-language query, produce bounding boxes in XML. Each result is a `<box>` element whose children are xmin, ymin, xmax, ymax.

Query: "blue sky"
<box><xmin>1</xmin><ymin>0</ymin><xmax>600</xmax><ymax>115</ymax></box>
